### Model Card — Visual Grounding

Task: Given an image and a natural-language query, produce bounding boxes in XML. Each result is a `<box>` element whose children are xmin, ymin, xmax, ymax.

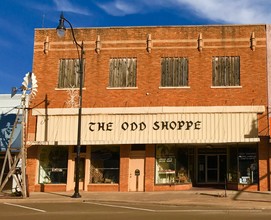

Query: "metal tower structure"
<box><xmin>0</xmin><ymin>72</ymin><xmax>37</xmax><ymax>197</ymax></box>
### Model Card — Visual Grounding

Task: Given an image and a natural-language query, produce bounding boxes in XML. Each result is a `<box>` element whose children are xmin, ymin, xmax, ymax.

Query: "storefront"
<box><xmin>29</xmin><ymin>105</ymin><xmax>265</xmax><ymax>192</ymax></box>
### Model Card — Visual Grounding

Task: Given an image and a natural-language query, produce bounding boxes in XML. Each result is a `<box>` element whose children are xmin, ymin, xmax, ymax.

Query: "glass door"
<box><xmin>198</xmin><ymin>155</ymin><xmax>206</xmax><ymax>183</ymax></box>
<box><xmin>207</xmin><ymin>155</ymin><xmax>218</xmax><ymax>183</ymax></box>
<box><xmin>219</xmin><ymin>155</ymin><xmax>227</xmax><ymax>183</ymax></box>
<box><xmin>197</xmin><ymin>154</ymin><xmax>227</xmax><ymax>184</ymax></box>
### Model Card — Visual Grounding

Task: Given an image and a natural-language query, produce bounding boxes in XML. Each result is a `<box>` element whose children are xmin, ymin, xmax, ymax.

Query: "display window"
<box><xmin>228</xmin><ymin>147</ymin><xmax>238</xmax><ymax>183</ymax></box>
<box><xmin>90</xmin><ymin>146</ymin><xmax>120</xmax><ymax>184</ymax></box>
<box><xmin>238</xmin><ymin>147</ymin><xmax>258</xmax><ymax>184</ymax></box>
<box><xmin>155</xmin><ymin>144</ymin><xmax>193</xmax><ymax>184</ymax></box>
<box><xmin>38</xmin><ymin>146</ymin><xmax>68</xmax><ymax>184</ymax></box>
<box><xmin>228</xmin><ymin>145</ymin><xmax>258</xmax><ymax>185</ymax></box>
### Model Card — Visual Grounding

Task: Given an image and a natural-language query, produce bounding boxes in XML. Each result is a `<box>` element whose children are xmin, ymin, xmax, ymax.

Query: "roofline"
<box><xmin>35</xmin><ymin>23</ymin><xmax>267</xmax><ymax>31</ymax></box>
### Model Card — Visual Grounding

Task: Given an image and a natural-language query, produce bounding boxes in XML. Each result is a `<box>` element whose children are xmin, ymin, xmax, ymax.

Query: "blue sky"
<box><xmin>1</xmin><ymin>0</ymin><xmax>271</xmax><ymax>94</ymax></box>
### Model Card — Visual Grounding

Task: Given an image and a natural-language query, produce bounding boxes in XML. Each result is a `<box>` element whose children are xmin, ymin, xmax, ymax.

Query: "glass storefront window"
<box><xmin>238</xmin><ymin>147</ymin><xmax>258</xmax><ymax>184</ymax></box>
<box><xmin>228</xmin><ymin>147</ymin><xmax>238</xmax><ymax>183</ymax></box>
<box><xmin>155</xmin><ymin>145</ymin><xmax>193</xmax><ymax>184</ymax></box>
<box><xmin>90</xmin><ymin>146</ymin><xmax>120</xmax><ymax>184</ymax></box>
<box><xmin>39</xmin><ymin>146</ymin><xmax>68</xmax><ymax>184</ymax></box>
<box><xmin>227</xmin><ymin>146</ymin><xmax>258</xmax><ymax>185</ymax></box>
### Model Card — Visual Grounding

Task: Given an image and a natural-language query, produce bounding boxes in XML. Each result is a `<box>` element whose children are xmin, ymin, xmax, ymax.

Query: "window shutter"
<box><xmin>161</xmin><ymin>57</ymin><xmax>188</xmax><ymax>87</ymax></box>
<box><xmin>109</xmin><ymin>58</ymin><xmax>137</xmax><ymax>87</ymax></box>
<box><xmin>58</xmin><ymin>59</ymin><xmax>84</xmax><ymax>88</ymax></box>
<box><xmin>212</xmin><ymin>56</ymin><xmax>240</xmax><ymax>86</ymax></box>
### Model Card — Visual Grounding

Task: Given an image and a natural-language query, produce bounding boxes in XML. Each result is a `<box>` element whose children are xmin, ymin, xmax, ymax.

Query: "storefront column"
<box><xmin>66</xmin><ymin>146</ymin><xmax>75</xmax><ymax>191</ymax></box>
<box><xmin>145</xmin><ymin>144</ymin><xmax>155</xmax><ymax>192</ymax></box>
<box><xmin>268</xmin><ymin>143</ymin><xmax>271</xmax><ymax>191</ymax></box>
<box><xmin>258</xmin><ymin>137</ymin><xmax>270</xmax><ymax>191</ymax></box>
<box><xmin>84</xmin><ymin>146</ymin><xmax>91</xmax><ymax>191</ymax></box>
<box><xmin>26</xmin><ymin>145</ymin><xmax>39</xmax><ymax>192</ymax></box>
<box><xmin>119</xmin><ymin>145</ymin><xmax>130</xmax><ymax>192</ymax></box>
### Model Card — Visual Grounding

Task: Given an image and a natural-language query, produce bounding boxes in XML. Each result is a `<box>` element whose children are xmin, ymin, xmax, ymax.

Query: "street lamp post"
<box><xmin>56</xmin><ymin>13</ymin><xmax>84</xmax><ymax>198</ymax></box>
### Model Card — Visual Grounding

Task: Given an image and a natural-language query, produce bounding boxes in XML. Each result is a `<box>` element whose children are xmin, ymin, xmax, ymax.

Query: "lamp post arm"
<box><xmin>62</xmin><ymin>16</ymin><xmax>83</xmax><ymax>50</ymax></box>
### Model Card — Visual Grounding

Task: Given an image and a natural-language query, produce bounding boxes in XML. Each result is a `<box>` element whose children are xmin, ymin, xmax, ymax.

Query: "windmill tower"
<box><xmin>0</xmin><ymin>72</ymin><xmax>38</xmax><ymax>197</ymax></box>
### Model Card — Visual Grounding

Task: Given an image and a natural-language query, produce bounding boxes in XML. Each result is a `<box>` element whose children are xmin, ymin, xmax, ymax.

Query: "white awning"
<box><xmin>31</xmin><ymin>106</ymin><xmax>264</xmax><ymax>145</ymax></box>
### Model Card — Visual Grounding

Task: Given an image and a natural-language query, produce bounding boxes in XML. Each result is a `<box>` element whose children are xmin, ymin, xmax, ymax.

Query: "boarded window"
<box><xmin>109</xmin><ymin>58</ymin><xmax>137</xmax><ymax>87</ymax></box>
<box><xmin>161</xmin><ymin>57</ymin><xmax>188</xmax><ymax>87</ymax></box>
<box><xmin>58</xmin><ymin>59</ymin><xmax>84</xmax><ymax>88</ymax></box>
<box><xmin>212</xmin><ymin>56</ymin><xmax>240</xmax><ymax>86</ymax></box>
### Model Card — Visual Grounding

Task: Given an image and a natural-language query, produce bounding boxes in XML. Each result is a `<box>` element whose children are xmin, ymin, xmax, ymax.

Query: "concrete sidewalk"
<box><xmin>1</xmin><ymin>189</ymin><xmax>271</xmax><ymax>210</ymax></box>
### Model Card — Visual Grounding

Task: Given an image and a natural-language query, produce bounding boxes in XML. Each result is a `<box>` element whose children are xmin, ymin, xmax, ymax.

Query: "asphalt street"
<box><xmin>1</xmin><ymin>189</ymin><xmax>271</xmax><ymax>219</ymax></box>
<box><xmin>0</xmin><ymin>201</ymin><xmax>271</xmax><ymax>220</ymax></box>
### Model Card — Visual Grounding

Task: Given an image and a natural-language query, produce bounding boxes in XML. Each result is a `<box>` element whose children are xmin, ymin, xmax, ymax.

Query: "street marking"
<box><xmin>85</xmin><ymin>202</ymin><xmax>265</xmax><ymax>213</ymax></box>
<box><xmin>4</xmin><ymin>203</ymin><xmax>46</xmax><ymax>213</ymax></box>
<box><xmin>85</xmin><ymin>201</ymin><xmax>155</xmax><ymax>212</ymax></box>
<box><xmin>155</xmin><ymin>209</ymin><xmax>263</xmax><ymax>213</ymax></box>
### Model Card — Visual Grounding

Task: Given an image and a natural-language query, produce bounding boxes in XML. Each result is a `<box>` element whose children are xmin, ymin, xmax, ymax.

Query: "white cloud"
<box><xmin>53</xmin><ymin>0</ymin><xmax>91</xmax><ymax>16</ymax></box>
<box><xmin>174</xmin><ymin>0</ymin><xmax>271</xmax><ymax>24</ymax></box>
<box><xmin>97</xmin><ymin>0</ymin><xmax>143</xmax><ymax>16</ymax></box>
<box><xmin>96</xmin><ymin>0</ymin><xmax>271</xmax><ymax>24</ymax></box>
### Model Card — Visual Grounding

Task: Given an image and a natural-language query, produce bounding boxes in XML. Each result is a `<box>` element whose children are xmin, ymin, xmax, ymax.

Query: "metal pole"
<box><xmin>21</xmin><ymin>94</ymin><xmax>27</xmax><ymax>198</ymax></box>
<box><xmin>57</xmin><ymin>13</ymin><xmax>84</xmax><ymax>198</ymax></box>
<box><xmin>72</xmin><ymin>42</ymin><xmax>84</xmax><ymax>198</ymax></box>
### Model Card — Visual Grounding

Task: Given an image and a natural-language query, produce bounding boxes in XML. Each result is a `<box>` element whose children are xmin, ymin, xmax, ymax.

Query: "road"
<box><xmin>0</xmin><ymin>201</ymin><xmax>270</xmax><ymax>220</ymax></box>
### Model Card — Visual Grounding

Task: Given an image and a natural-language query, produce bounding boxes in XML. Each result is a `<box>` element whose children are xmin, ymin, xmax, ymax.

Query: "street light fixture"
<box><xmin>56</xmin><ymin>12</ymin><xmax>84</xmax><ymax>198</ymax></box>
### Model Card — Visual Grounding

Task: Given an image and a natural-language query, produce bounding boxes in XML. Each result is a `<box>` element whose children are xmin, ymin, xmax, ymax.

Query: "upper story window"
<box><xmin>58</xmin><ymin>59</ymin><xmax>84</xmax><ymax>88</ymax></box>
<box><xmin>161</xmin><ymin>57</ymin><xmax>189</xmax><ymax>87</ymax></box>
<box><xmin>109</xmin><ymin>58</ymin><xmax>137</xmax><ymax>88</ymax></box>
<box><xmin>212</xmin><ymin>56</ymin><xmax>240</xmax><ymax>86</ymax></box>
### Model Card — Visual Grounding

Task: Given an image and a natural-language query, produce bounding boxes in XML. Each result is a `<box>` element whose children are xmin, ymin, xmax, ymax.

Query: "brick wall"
<box><xmin>258</xmin><ymin>137</ymin><xmax>271</xmax><ymax>191</ymax></box>
<box><xmin>26</xmin><ymin>146</ymin><xmax>38</xmax><ymax>192</ymax></box>
<box><xmin>30</xmin><ymin>25</ymin><xmax>268</xmax><ymax>136</ymax></box>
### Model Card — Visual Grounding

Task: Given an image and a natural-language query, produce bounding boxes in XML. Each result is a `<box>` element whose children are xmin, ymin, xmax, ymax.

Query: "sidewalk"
<box><xmin>1</xmin><ymin>189</ymin><xmax>271</xmax><ymax>210</ymax></box>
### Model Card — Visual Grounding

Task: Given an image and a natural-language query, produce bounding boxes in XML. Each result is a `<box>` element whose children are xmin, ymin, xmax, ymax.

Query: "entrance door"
<box><xmin>198</xmin><ymin>154</ymin><xmax>226</xmax><ymax>184</ymax></box>
<box><xmin>129</xmin><ymin>152</ymin><xmax>145</xmax><ymax>192</ymax></box>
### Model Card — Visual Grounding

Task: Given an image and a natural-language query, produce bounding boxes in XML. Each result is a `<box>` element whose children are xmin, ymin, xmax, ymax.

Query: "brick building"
<box><xmin>27</xmin><ymin>24</ymin><xmax>271</xmax><ymax>192</ymax></box>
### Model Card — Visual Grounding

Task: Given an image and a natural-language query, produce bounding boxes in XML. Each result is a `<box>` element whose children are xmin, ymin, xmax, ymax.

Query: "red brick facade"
<box><xmin>27</xmin><ymin>24</ymin><xmax>271</xmax><ymax>193</ymax></box>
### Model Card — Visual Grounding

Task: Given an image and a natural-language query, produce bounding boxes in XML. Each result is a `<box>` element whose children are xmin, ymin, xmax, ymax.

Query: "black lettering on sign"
<box><xmin>106</xmin><ymin>122</ymin><xmax>113</xmax><ymax>131</ymax></box>
<box><xmin>185</xmin><ymin>121</ymin><xmax>193</xmax><ymax>130</ymax></box>
<box><xmin>153</xmin><ymin>121</ymin><xmax>159</xmax><ymax>130</ymax></box>
<box><xmin>121</xmin><ymin>122</ymin><xmax>129</xmax><ymax>131</ymax></box>
<box><xmin>97</xmin><ymin>122</ymin><xmax>106</xmax><ymax>131</ymax></box>
<box><xmin>121</xmin><ymin>122</ymin><xmax>146</xmax><ymax>131</ymax></box>
<box><xmin>131</xmin><ymin>122</ymin><xmax>138</xmax><ymax>131</ymax></box>
<box><xmin>177</xmin><ymin>121</ymin><xmax>185</xmax><ymax>130</ymax></box>
<box><xmin>89</xmin><ymin>120</ymin><xmax>202</xmax><ymax>132</ymax></box>
<box><xmin>195</xmin><ymin>121</ymin><xmax>201</xmax><ymax>130</ymax></box>
<box><xmin>139</xmin><ymin>122</ymin><xmax>146</xmax><ymax>131</ymax></box>
<box><xmin>169</xmin><ymin>121</ymin><xmax>177</xmax><ymax>130</ymax></box>
<box><xmin>152</xmin><ymin>120</ymin><xmax>202</xmax><ymax>131</ymax></box>
<box><xmin>161</xmin><ymin>121</ymin><xmax>169</xmax><ymax>130</ymax></box>
<box><xmin>89</xmin><ymin>122</ymin><xmax>113</xmax><ymax>131</ymax></box>
<box><xmin>89</xmin><ymin>122</ymin><xmax>95</xmax><ymax>131</ymax></box>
